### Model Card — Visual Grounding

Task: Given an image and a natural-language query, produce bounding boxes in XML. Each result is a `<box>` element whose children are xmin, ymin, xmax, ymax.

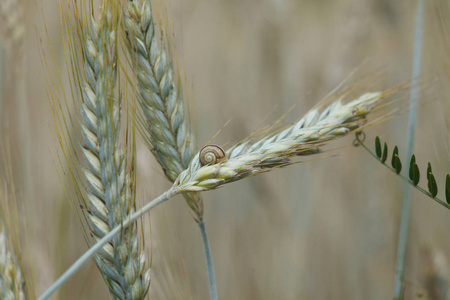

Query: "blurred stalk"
<box><xmin>0</xmin><ymin>44</ymin><xmax>3</xmax><ymax>117</ymax></box>
<box><xmin>1</xmin><ymin>0</ymin><xmax>31</xmax><ymax>213</ymax></box>
<box><xmin>393</xmin><ymin>0</ymin><xmax>424</xmax><ymax>298</ymax></box>
<box><xmin>199</xmin><ymin>220</ymin><xmax>218</xmax><ymax>300</ymax></box>
<box><xmin>15</xmin><ymin>50</ymin><xmax>31</xmax><ymax>203</ymax></box>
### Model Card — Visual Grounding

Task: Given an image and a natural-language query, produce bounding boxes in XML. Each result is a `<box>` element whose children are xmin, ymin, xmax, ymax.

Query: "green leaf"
<box><xmin>391</xmin><ymin>146</ymin><xmax>399</xmax><ymax>167</ymax></box>
<box><xmin>381</xmin><ymin>143</ymin><xmax>388</xmax><ymax>163</ymax></box>
<box><xmin>446</xmin><ymin>174</ymin><xmax>450</xmax><ymax>205</ymax></box>
<box><xmin>391</xmin><ymin>146</ymin><xmax>401</xmax><ymax>174</ymax></box>
<box><xmin>393</xmin><ymin>155</ymin><xmax>402</xmax><ymax>174</ymax></box>
<box><xmin>409</xmin><ymin>156</ymin><xmax>420</xmax><ymax>186</ymax></box>
<box><xmin>428</xmin><ymin>173</ymin><xmax>438</xmax><ymax>198</ymax></box>
<box><xmin>375</xmin><ymin>136</ymin><xmax>382</xmax><ymax>158</ymax></box>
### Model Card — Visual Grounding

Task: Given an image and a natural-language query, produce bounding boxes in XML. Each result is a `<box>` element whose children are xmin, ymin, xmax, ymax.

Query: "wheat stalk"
<box><xmin>173</xmin><ymin>92</ymin><xmax>389</xmax><ymax>192</ymax></box>
<box><xmin>394</xmin><ymin>0</ymin><xmax>425</xmax><ymax>297</ymax></box>
<box><xmin>123</xmin><ymin>0</ymin><xmax>203</xmax><ymax>220</ymax></box>
<box><xmin>79</xmin><ymin>1</ymin><xmax>150</xmax><ymax>298</ymax></box>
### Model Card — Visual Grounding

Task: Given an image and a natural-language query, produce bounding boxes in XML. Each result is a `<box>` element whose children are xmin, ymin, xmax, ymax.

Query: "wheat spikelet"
<box><xmin>124</xmin><ymin>0</ymin><xmax>203</xmax><ymax>220</ymax></box>
<box><xmin>174</xmin><ymin>92</ymin><xmax>388</xmax><ymax>192</ymax></box>
<box><xmin>0</xmin><ymin>204</ymin><xmax>25</xmax><ymax>300</ymax></box>
<box><xmin>0</xmin><ymin>223</ymin><xmax>24</xmax><ymax>300</ymax></box>
<box><xmin>79</xmin><ymin>1</ymin><xmax>150</xmax><ymax>298</ymax></box>
<box><xmin>0</xmin><ymin>220</ymin><xmax>25</xmax><ymax>300</ymax></box>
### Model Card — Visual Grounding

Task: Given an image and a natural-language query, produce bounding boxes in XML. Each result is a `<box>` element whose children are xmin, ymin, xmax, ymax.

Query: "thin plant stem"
<box><xmin>199</xmin><ymin>220</ymin><xmax>218</xmax><ymax>300</ymax></box>
<box><xmin>355</xmin><ymin>134</ymin><xmax>449</xmax><ymax>209</ymax></box>
<box><xmin>394</xmin><ymin>0</ymin><xmax>424</xmax><ymax>298</ymax></box>
<box><xmin>37</xmin><ymin>188</ymin><xmax>179</xmax><ymax>300</ymax></box>
<box><xmin>0</xmin><ymin>44</ymin><xmax>4</xmax><ymax>122</ymax></box>
<box><xmin>0</xmin><ymin>43</ymin><xmax>2</xmax><ymax>104</ymax></box>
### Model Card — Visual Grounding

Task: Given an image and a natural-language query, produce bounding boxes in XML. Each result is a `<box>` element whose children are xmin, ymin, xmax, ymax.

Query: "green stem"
<box><xmin>199</xmin><ymin>220</ymin><xmax>218</xmax><ymax>300</ymax></box>
<box><xmin>355</xmin><ymin>134</ymin><xmax>449</xmax><ymax>210</ymax></box>
<box><xmin>37</xmin><ymin>188</ymin><xmax>179</xmax><ymax>300</ymax></box>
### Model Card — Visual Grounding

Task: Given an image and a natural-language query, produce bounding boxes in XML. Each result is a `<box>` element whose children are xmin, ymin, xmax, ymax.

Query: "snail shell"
<box><xmin>199</xmin><ymin>145</ymin><xmax>226</xmax><ymax>166</ymax></box>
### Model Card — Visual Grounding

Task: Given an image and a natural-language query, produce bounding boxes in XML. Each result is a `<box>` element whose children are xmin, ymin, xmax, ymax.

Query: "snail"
<box><xmin>199</xmin><ymin>145</ymin><xmax>227</xmax><ymax>166</ymax></box>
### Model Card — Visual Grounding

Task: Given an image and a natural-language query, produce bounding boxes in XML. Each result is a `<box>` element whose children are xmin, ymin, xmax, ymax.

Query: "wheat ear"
<box><xmin>124</xmin><ymin>0</ymin><xmax>203</xmax><ymax>220</ymax></box>
<box><xmin>0</xmin><ymin>180</ymin><xmax>26</xmax><ymax>300</ymax></box>
<box><xmin>123</xmin><ymin>2</ymin><xmax>218</xmax><ymax>297</ymax></box>
<box><xmin>0</xmin><ymin>220</ymin><xmax>25</xmax><ymax>300</ymax></box>
<box><xmin>80</xmin><ymin>2</ymin><xmax>149</xmax><ymax>298</ymax></box>
<box><xmin>174</xmin><ymin>92</ymin><xmax>387</xmax><ymax>192</ymax></box>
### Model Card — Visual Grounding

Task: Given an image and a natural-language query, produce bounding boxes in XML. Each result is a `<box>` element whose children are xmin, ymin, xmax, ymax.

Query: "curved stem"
<box><xmin>38</xmin><ymin>188</ymin><xmax>179</xmax><ymax>300</ymax></box>
<box><xmin>355</xmin><ymin>134</ymin><xmax>449</xmax><ymax>210</ymax></box>
<box><xmin>199</xmin><ymin>220</ymin><xmax>218</xmax><ymax>300</ymax></box>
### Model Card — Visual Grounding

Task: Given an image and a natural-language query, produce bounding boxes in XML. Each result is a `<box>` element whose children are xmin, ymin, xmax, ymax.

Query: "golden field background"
<box><xmin>1</xmin><ymin>0</ymin><xmax>450</xmax><ymax>299</ymax></box>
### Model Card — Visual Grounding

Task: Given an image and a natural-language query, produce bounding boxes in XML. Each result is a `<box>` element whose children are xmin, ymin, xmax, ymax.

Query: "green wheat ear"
<box><xmin>79</xmin><ymin>2</ymin><xmax>150</xmax><ymax>298</ymax></box>
<box><xmin>358</xmin><ymin>134</ymin><xmax>450</xmax><ymax>209</ymax></box>
<box><xmin>48</xmin><ymin>0</ymin><xmax>151</xmax><ymax>298</ymax></box>
<box><xmin>124</xmin><ymin>0</ymin><xmax>203</xmax><ymax>221</ymax></box>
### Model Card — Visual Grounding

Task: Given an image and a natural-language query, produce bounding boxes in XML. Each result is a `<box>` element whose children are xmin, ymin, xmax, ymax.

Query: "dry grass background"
<box><xmin>1</xmin><ymin>0</ymin><xmax>450</xmax><ymax>299</ymax></box>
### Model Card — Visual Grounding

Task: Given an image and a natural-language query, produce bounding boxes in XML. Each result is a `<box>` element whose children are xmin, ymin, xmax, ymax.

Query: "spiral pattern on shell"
<box><xmin>199</xmin><ymin>145</ymin><xmax>226</xmax><ymax>166</ymax></box>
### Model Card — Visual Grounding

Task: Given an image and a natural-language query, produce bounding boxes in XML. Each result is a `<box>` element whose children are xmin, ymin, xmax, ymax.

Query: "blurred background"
<box><xmin>1</xmin><ymin>0</ymin><xmax>450</xmax><ymax>299</ymax></box>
